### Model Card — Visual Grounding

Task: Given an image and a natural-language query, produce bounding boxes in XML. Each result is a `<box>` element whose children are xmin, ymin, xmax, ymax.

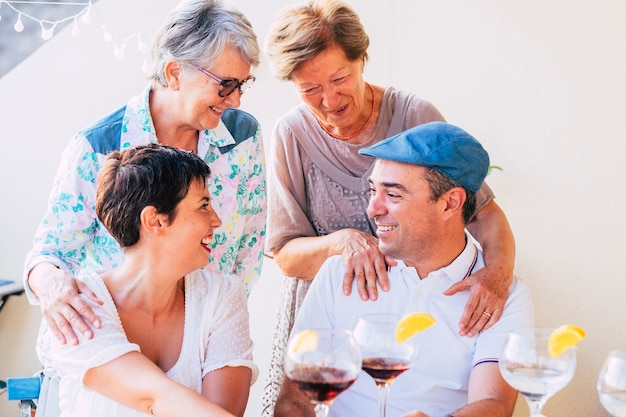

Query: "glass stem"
<box><xmin>526</xmin><ymin>396</ymin><xmax>547</xmax><ymax>416</ymax></box>
<box><xmin>377</xmin><ymin>382</ymin><xmax>391</xmax><ymax>417</ymax></box>
<box><xmin>314</xmin><ymin>402</ymin><xmax>330</xmax><ymax>417</ymax></box>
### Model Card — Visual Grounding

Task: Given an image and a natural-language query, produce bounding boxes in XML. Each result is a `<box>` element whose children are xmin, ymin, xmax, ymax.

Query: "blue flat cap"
<box><xmin>358</xmin><ymin>122</ymin><xmax>489</xmax><ymax>192</ymax></box>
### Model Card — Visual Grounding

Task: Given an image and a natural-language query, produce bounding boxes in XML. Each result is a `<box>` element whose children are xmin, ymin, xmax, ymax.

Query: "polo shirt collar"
<box><xmin>391</xmin><ymin>231</ymin><xmax>479</xmax><ymax>284</ymax></box>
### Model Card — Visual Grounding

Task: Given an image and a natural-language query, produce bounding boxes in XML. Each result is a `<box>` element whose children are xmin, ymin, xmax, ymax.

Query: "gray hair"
<box><xmin>149</xmin><ymin>0</ymin><xmax>260</xmax><ymax>87</ymax></box>
<box><xmin>265</xmin><ymin>0</ymin><xmax>369</xmax><ymax>81</ymax></box>
<box><xmin>423</xmin><ymin>168</ymin><xmax>478</xmax><ymax>224</ymax></box>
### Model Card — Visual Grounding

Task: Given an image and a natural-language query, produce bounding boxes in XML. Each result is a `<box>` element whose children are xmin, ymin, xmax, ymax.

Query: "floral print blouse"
<box><xmin>24</xmin><ymin>86</ymin><xmax>266</xmax><ymax>298</ymax></box>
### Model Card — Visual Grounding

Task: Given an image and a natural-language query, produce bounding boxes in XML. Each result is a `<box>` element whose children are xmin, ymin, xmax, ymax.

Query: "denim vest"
<box><xmin>79</xmin><ymin>106</ymin><xmax>259</xmax><ymax>155</ymax></box>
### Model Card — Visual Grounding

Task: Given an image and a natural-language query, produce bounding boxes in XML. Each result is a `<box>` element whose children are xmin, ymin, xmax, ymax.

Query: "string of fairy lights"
<box><xmin>0</xmin><ymin>0</ymin><xmax>147</xmax><ymax>60</ymax></box>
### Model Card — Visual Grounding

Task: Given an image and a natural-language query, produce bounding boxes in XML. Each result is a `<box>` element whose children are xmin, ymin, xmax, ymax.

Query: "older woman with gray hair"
<box><xmin>261</xmin><ymin>1</ymin><xmax>516</xmax><ymax>414</ymax></box>
<box><xmin>24</xmin><ymin>0</ymin><xmax>266</xmax><ymax>357</ymax></box>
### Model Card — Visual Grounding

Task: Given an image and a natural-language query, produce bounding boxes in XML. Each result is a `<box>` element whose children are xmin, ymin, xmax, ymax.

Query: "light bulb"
<box><xmin>81</xmin><ymin>7</ymin><xmax>91</xmax><ymax>24</ymax></box>
<box><xmin>14</xmin><ymin>14</ymin><xmax>24</xmax><ymax>32</ymax></box>
<box><xmin>40</xmin><ymin>22</ymin><xmax>56</xmax><ymax>40</ymax></box>
<box><xmin>41</xmin><ymin>27</ymin><xmax>54</xmax><ymax>40</ymax></box>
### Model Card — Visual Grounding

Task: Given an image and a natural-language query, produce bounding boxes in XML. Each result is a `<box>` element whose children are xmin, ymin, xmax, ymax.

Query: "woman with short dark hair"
<box><xmin>48</xmin><ymin>144</ymin><xmax>256</xmax><ymax>417</ymax></box>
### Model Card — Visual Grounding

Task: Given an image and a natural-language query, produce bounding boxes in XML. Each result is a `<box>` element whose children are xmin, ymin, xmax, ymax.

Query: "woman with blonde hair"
<box><xmin>261</xmin><ymin>1</ymin><xmax>516</xmax><ymax>414</ymax></box>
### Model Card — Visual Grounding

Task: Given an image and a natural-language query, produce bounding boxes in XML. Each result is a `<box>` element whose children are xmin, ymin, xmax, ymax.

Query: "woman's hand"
<box><xmin>455</xmin><ymin>199</ymin><xmax>515</xmax><ymax>336</ymax></box>
<box><xmin>444</xmin><ymin>262</ymin><xmax>511</xmax><ymax>337</ymax></box>
<box><xmin>29</xmin><ymin>262</ymin><xmax>103</xmax><ymax>345</ymax></box>
<box><xmin>339</xmin><ymin>229</ymin><xmax>396</xmax><ymax>301</ymax></box>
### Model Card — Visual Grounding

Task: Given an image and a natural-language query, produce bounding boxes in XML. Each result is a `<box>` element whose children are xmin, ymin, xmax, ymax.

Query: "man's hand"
<box><xmin>28</xmin><ymin>263</ymin><xmax>103</xmax><ymax>345</ymax></box>
<box><xmin>339</xmin><ymin>229</ymin><xmax>396</xmax><ymax>300</ymax></box>
<box><xmin>444</xmin><ymin>263</ymin><xmax>512</xmax><ymax>337</ymax></box>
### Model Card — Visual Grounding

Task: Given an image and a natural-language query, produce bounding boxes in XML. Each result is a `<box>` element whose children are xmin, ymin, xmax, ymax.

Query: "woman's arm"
<box><xmin>84</xmin><ymin>351</ymin><xmax>236</xmax><ymax>417</ymax></box>
<box><xmin>202</xmin><ymin>366</ymin><xmax>252</xmax><ymax>417</ymax></box>
<box><xmin>274</xmin><ymin>377</ymin><xmax>315</xmax><ymax>417</ymax></box>
<box><xmin>25</xmin><ymin>134</ymin><xmax>109</xmax><ymax>344</ymax></box>
<box><xmin>273</xmin><ymin>228</ymin><xmax>392</xmax><ymax>301</ymax></box>
<box><xmin>266</xmin><ymin>118</ymin><xmax>392</xmax><ymax>300</ymax></box>
<box><xmin>445</xmin><ymin>200</ymin><xmax>515</xmax><ymax>336</ymax></box>
<box><xmin>28</xmin><ymin>262</ymin><xmax>102</xmax><ymax>345</ymax></box>
<box><xmin>200</xmin><ymin>275</ymin><xmax>256</xmax><ymax>416</ymax></box>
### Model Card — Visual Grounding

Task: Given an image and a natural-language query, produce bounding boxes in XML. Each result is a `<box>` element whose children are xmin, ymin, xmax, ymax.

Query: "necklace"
<box><xmin>317</xmin><ymin>82</ymin><xmax>376</xmax><ymax>141</ymax></box>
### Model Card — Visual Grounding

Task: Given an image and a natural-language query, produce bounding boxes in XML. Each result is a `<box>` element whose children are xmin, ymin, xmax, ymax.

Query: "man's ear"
<box><xmin>164</xmin><ymin>60</ymin><xmax>183</xmax><ymax>90</ymax></box>
<box><xmin>442</xmin><ymin>187</ymin><xmax>467</xmax><ymax>219</ymax></box>
<box><xmin>140</xmin><ymin>206</ymin><xmax>169</xmax><ymax>235</ymax></box>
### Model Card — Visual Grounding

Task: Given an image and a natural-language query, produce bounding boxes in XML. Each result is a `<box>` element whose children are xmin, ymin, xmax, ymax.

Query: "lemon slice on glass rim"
<box><xmin>291</xmin><ymin>329</ymin><xmax>319</xmax><ymax>353</ymax></box>
<box><xmin>547</xmin><ymin>325</ymin><xmax>586</xmax><ymax>358</ymax></box>
<box><xmin>395</xmin><ymin>312</ymin><xmax>436</xmax><ymax>343</ymax></box>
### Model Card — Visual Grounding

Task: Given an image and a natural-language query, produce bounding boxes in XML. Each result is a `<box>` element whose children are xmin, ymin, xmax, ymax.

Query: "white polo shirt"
<box><xmin>292</xmin><ymin>234</ymin><xmax>533</xmax><ymax>417</ymax></box>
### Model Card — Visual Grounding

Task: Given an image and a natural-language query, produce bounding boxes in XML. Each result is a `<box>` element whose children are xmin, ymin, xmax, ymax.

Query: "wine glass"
<box><xmin>499</xmin><ymin>328</ymin><xmax>577</xmax><ymax>416</ymax></box>
<box><xmin>284</xmin><ymin>328</ymin><xmax>362</xmax><ymax>417</ymax></box>
<box><xmin>598</xmin><ymin>349</ymin><xmax>626</xmax><ymax>416</ymax></box>
<box><xmin>352</xmin><ymin>313</ymin><xmax>420</xmax><ymax>417</ymax></box>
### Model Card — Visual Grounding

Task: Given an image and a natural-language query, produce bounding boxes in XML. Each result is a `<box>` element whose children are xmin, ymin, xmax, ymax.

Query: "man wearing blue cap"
<box><xmin>275</xmin><ymin>122</ymin><xmax>533</xmax><ymax>417</ymax></box>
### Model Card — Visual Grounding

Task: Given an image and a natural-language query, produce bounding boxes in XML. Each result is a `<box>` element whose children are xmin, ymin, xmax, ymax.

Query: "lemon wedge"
<box><xmin>548</xmin><ymin>325</ymin><xmax>586</xmax><ymax>358</ymax></box>
<box><xmin>395</xmin><ymin>312</ymin><xmax>436</xmax><ymax>343</ymax></box>
<box><xmin>291</xmin><ymin>329</ymin><xmax>319</xmax><ymax>353</ymax></box>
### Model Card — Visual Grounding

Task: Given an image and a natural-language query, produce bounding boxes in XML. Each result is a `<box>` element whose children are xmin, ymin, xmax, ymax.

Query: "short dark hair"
<box><xmin>96</xmin><ymin>144</ymin><xmax>211</xmax><ymax>248</ymax></box>
<box><xmin>422</xmin><ymin>168</ymin><xmax>477</xmax><ymax>224</ymax></box>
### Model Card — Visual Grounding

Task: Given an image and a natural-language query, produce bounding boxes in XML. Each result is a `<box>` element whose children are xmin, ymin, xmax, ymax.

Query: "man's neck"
<box><xmin>404</xmin><ymin>233</ymin><xmax>468</xmax><ymax>279</ymax></box>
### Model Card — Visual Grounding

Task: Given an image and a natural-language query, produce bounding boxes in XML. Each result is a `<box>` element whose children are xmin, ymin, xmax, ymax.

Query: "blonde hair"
<box><xmin>265</xmin><ymin>0</ymin><xmax>369</xmax><ymax>80</ymax></box>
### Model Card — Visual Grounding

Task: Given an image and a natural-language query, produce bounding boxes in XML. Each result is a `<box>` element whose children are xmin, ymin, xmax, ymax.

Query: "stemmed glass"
<box><xmin>597</xmin><ymin>349</ymin><xmax>626</xmax><ymax>416</ymax></box>
<box><xmin>499</xmin><ymin>328</ymin><xmax>577</xmax><ymax>416</ymax></box>
<box><xmin>352</xmin><ymin>313</ymin><xmax>420</xmax><ymax>417</ymax></box>
<box><xmin>284</xmin><ymin>328</ymin><xmax>362</xmax><ymax>417</ymax></box>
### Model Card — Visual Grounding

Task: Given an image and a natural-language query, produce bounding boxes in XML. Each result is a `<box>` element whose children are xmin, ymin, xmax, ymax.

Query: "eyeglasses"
<box><xmin>194</xmin><ymin>65</ymin><xmax>256</xmax><ymax>97</ymax></box>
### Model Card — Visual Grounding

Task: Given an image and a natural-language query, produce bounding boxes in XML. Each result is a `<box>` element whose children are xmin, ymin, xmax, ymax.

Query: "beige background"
<box><xmin>1</xmin><ymin>0</ymin><xmax>625</xmax><ymax>416</ymax></box>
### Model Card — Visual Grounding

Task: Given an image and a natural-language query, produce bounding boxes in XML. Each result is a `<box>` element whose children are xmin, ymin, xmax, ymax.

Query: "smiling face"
<box><xmin>290</xmin><ymin>45</ymin><xmax>369</xmax><ymax>139</ymax></box>
<box><xmin>176</xmin><ymin>47</ymin><xmax>253</xmax><ymax>131</ymax></box>
<box><xmin>164</xmin><ymin>179</ymin><xmax>222</xmax><ymax>274</ymax></box>
<box><xmin>367</xmin><ymin>160</ymin><xmax>444</xmax><ymax>268</ymax></box>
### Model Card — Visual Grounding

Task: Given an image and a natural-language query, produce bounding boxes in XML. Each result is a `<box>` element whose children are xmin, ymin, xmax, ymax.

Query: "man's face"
<box><xmin>367</xmin><ymin>160</ymin><xmax>443</xmax><ymax>267</ymax></box>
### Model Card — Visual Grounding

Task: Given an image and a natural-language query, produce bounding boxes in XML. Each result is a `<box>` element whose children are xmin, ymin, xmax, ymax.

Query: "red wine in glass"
<box><xmin>285</xmin><ymin>329</ymin><xmax>362</xmax><ymax>417</ymax></box>
<box><xmin>362</xmin><ymin>357</ymin><xmax>411</xmax><ymax>385</ymax></box>
<box><xmin>289</xmin><ymin>365</ymin><xmax>357</xmax><ymax>403</ymax></box>
<box><xmin>353</xmin><ymin>314</ymin><xmax>420</xmax><ymax>417</ymax></box>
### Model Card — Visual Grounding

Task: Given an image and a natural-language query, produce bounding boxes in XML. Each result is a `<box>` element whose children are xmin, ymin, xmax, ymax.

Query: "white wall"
<box><xmin>1</xmin><ymin>1</ymin><xmax>624</xmax><ymax>416</ymax></box>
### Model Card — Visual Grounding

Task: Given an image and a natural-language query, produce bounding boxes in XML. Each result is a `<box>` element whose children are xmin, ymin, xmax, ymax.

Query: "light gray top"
<box><xmin>266</xmin><ymin>87</ymin><xmax>494</xmax><ymax>253</ymax></box>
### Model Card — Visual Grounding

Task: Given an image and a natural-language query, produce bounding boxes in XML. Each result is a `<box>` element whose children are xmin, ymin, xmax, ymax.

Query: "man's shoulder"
<box><xmin>507</xmin><ymin>276</ymin><xmax>533</xmax><ymax>305</ymax></box>
<box><xmin>317</xmin><ymin>255</ymin><xmax>347</xmax><ymax>281</ymax></box>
